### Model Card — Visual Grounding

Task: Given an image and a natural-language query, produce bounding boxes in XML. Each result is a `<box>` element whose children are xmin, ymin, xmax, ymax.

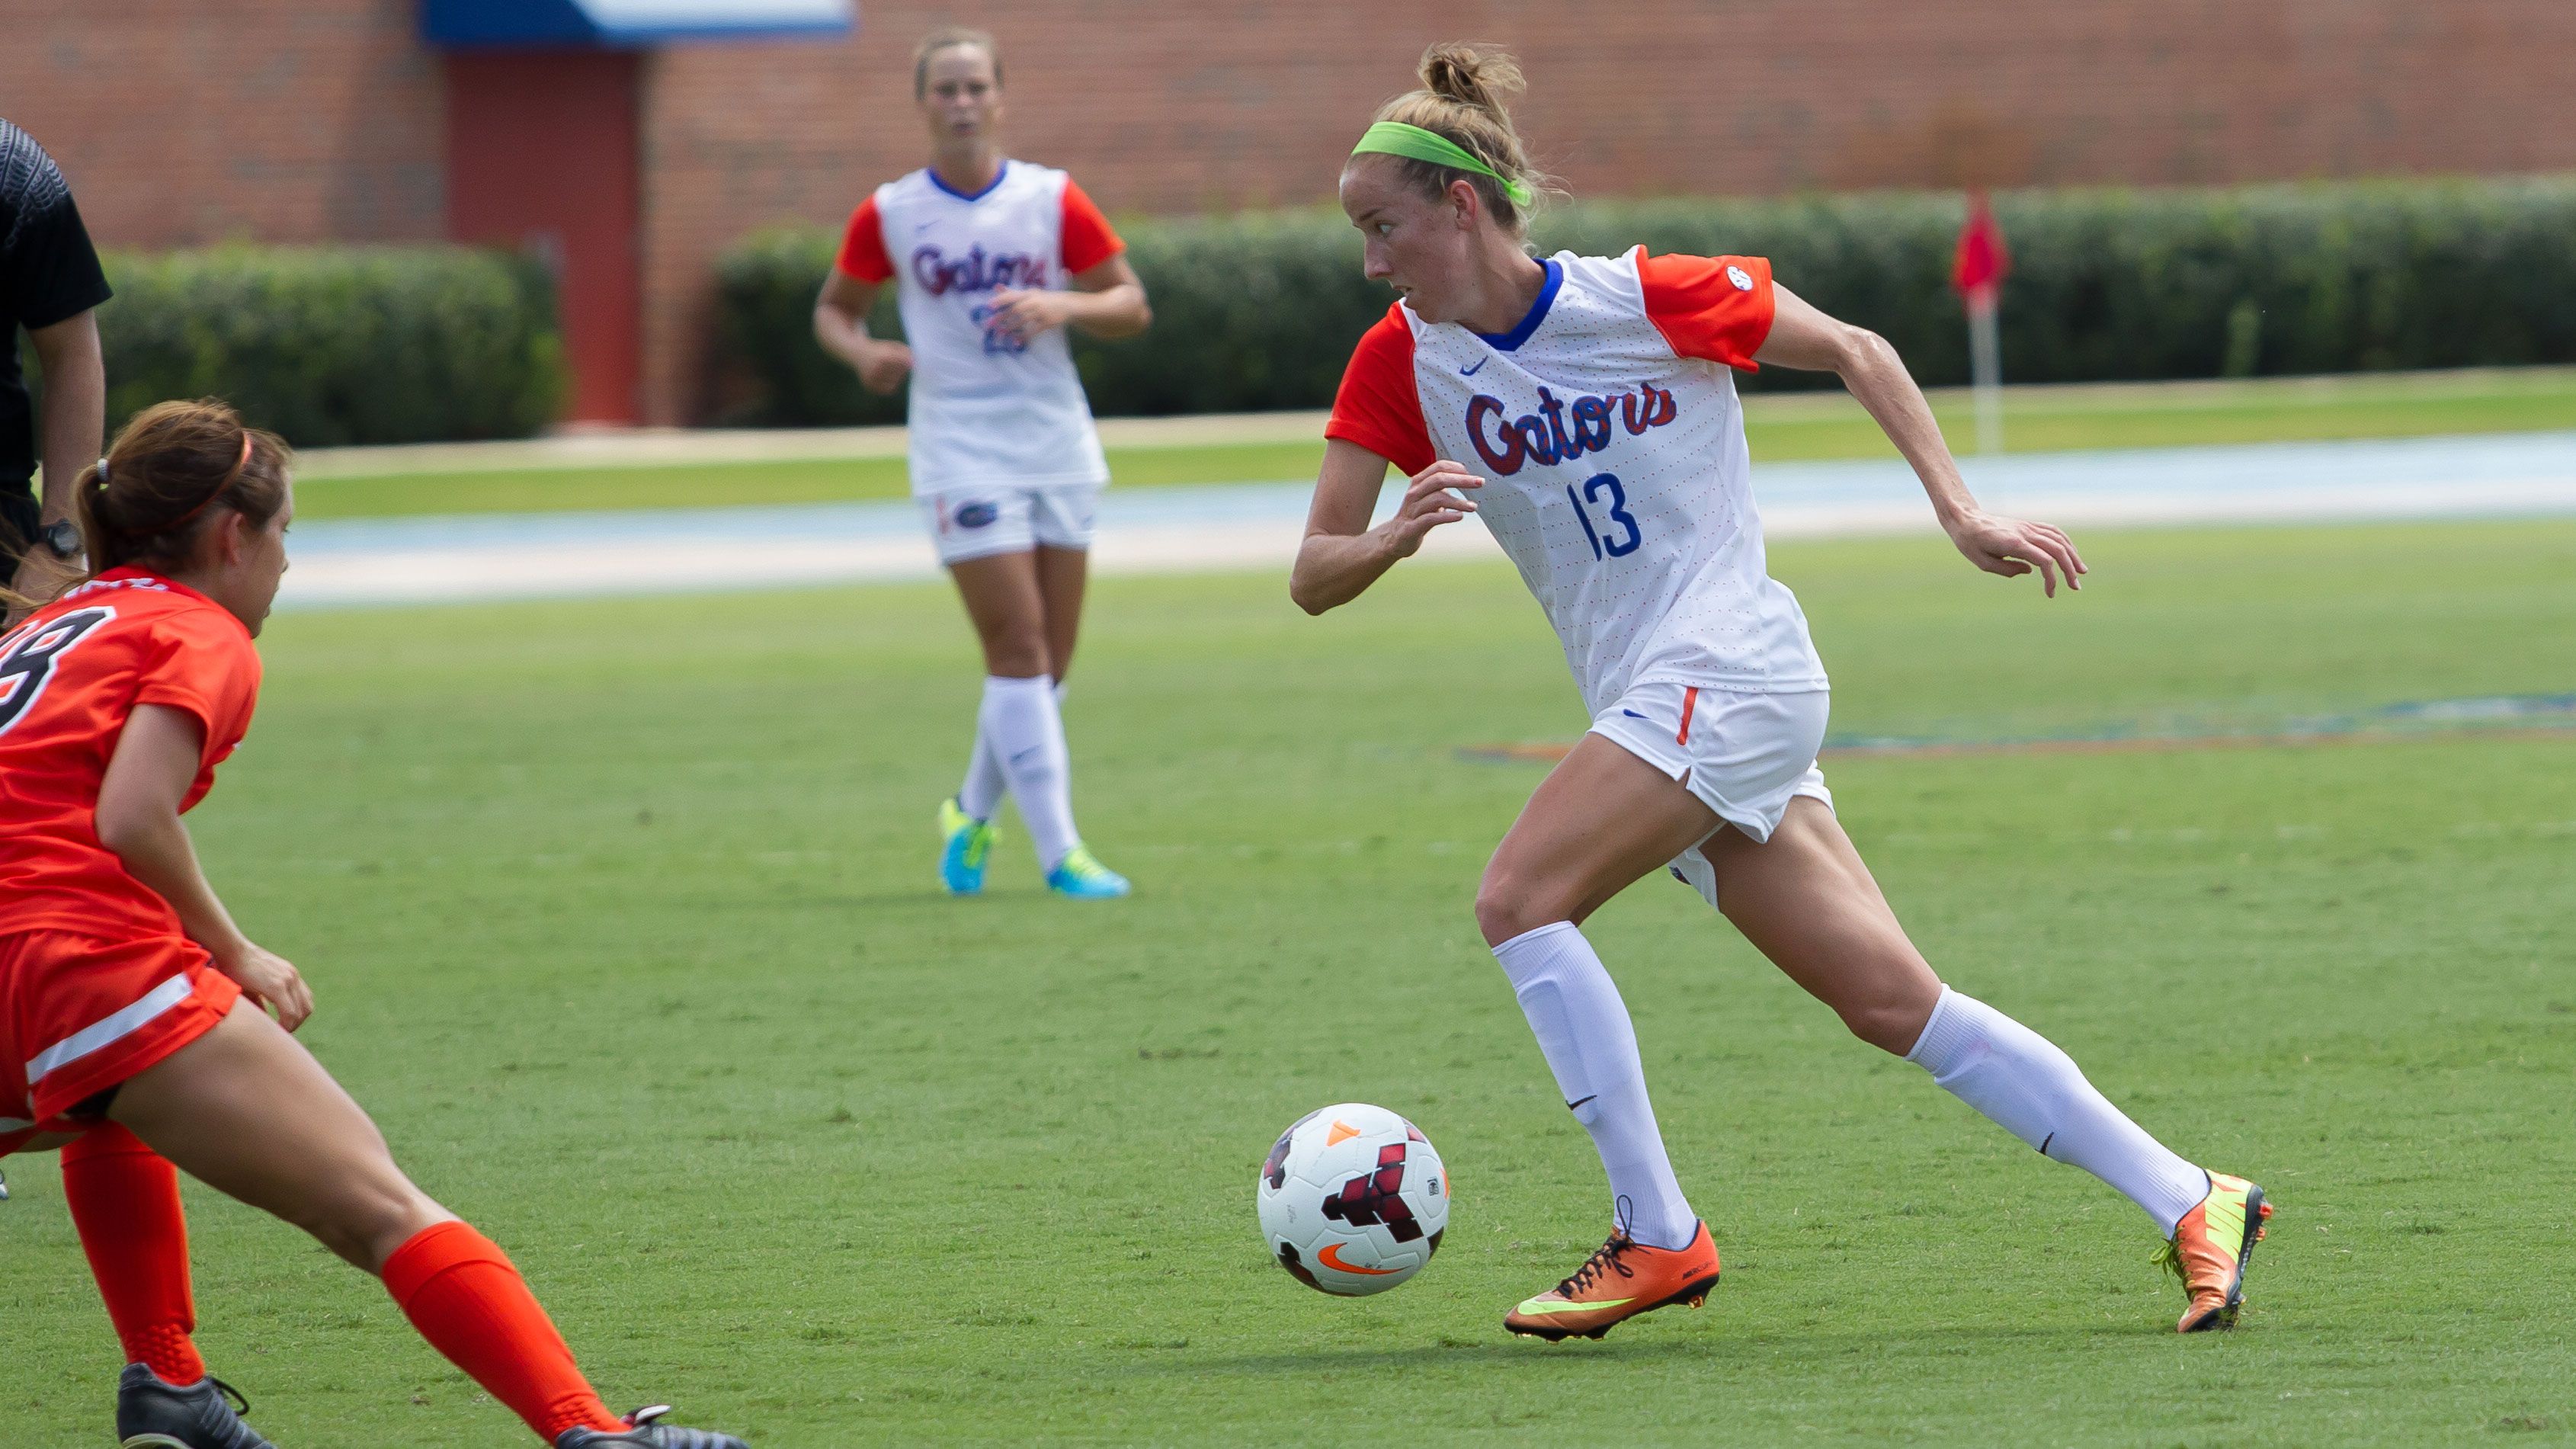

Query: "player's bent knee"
<box><xmin>1474</xmin><ymin>873</ymin><xmax>1572</xmax><ymax>948</ymax></box>
<box><xmin>290</xmin><ymin>1172</ymin><xmax>450</xmax><ymax>1271</ymax></box>
<box><xmin>1838</xmin><ymin>994</ymin><xmax>1940</xmax><ymax>1056</ymax></box>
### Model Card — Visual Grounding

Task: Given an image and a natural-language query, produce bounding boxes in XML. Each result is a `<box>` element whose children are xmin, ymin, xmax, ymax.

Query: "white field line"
<box><xmin>277</xmin><ymin>431</ymin><xmax>2576</xmax><ymax>608</ymax></box>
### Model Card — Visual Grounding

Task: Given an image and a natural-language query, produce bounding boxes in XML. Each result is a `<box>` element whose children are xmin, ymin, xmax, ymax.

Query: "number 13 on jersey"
<box><xmin>1565</xmin><ymin>472</ymin><xmax>1642</xmax><ymax>560</ymax></box>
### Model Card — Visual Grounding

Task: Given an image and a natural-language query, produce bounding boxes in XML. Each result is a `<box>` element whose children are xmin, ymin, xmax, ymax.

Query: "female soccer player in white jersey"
<box><xmin>1295</xmin><ymin>45</ymin><xmax>2270</xmax><ymax>1342</ymax></box>
<box><xmin>815</xmin><ymin>27</ymin><xmax>1148</xmax><ymax>899</ymax></box>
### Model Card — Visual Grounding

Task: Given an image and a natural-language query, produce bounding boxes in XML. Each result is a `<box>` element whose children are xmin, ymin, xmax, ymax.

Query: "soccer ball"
<box><xmin>1256</xmin><ymin>1102</ymin><xmax>1450</xmax><ymax>1296</ymax></box>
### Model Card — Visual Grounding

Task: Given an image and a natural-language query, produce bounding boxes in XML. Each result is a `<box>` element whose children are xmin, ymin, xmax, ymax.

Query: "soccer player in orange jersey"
<box><xmin>1294</xmin><ymin>45</ymin><xmax>2268</xmax><ymax>1341</ymax></box>
<box><xmin>0</xmin><ymin>401</ymin><xmax>747</xmax><ymax>1448</ymax></box>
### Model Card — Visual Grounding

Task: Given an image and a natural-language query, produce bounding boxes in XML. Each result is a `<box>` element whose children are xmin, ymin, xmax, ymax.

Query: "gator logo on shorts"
<box><xmin>953</xmin><ymin>501</ymin><xmax>1000</xmax><ymax>529</ymax></box>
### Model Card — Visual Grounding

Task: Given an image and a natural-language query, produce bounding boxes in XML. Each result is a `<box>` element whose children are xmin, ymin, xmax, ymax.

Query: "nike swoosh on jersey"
<box><xmin>1461</xmin><ymin>357</ymin><xmax>1488</xmax><ymax>376</ymax></box>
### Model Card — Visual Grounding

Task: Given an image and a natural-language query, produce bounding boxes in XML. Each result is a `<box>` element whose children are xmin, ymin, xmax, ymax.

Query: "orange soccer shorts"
<box><xmin>0</xmin><ymin>929</ymin><xmax>241</xmax><ymax>1157</ymax></box>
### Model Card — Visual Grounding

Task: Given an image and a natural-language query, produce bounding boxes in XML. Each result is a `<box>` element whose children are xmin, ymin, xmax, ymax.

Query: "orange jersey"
<box><xmin>0</xmin><ymin>568</ymin><xmax>261</xmax><ymax>939</ymax></box>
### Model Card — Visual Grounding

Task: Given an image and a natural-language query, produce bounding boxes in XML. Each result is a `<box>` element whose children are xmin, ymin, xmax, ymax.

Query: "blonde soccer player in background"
<box><xmin>815</xmin><ymin>27</ymin><xmax>1149</xmax><ymax>899</ymax></box>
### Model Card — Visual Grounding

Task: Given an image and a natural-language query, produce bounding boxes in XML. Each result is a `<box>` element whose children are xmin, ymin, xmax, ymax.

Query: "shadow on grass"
<box><xmin>1154</xmin><ymin>1321</ymin><xmax>2154</xmax><ymax>1377</ymax></box>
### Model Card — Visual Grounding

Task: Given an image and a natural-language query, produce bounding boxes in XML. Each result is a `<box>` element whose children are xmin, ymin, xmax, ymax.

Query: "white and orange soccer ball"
<box><xmin>1256</xmin><ymin>1102</ymin><xmax>1450</xmax><ymax>1296</ymax></box>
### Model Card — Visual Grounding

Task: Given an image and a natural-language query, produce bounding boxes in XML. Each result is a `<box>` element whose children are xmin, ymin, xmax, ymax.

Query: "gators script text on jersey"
<box><xmin>1325</xmin><ymin>249</ymin><xmax>1829</xmax><ymax>712</ymax></box>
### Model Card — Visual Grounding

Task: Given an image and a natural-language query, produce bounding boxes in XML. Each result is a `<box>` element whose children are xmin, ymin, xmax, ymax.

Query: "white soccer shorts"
<box><xmin>1587</xmin><ymin>681</ymin><xmax>1834</xmax><ymax>909</ymax></box>
<box><xmin>918</xmin><ymin>482</ymin><xmax>1103</xmax><ymax>566</ymax></box>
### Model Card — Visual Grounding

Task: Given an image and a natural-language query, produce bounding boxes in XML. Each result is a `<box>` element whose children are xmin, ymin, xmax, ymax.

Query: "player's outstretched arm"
<box><xmin>1291</xmin><ymin>441</ymin><xmax>1481</xmax><ymax>615</ymax></box>
<box><xmin>1755</xmin><ymin>283</ymin><xmax>2086</xmax><ymax>596</ymax></box>
<box><xmin>814</xmin><ymin>273</ymin><xmax>913</xmax><ymax>395</ymax></box>
<box><xmin>94</xmin><ymin>703</ymin><xmax>312</xmax><ymax>1029</ymax></box>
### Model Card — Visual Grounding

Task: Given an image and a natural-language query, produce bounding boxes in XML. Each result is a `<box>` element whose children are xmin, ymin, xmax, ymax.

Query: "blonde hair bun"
<box><xmin>1418</xmin><ymin>43</ymin><xmax>1524</xmax><ymax>117</ymax></box>
<box><xmin>1368</xmin><ymin>42</ymin><xmax>1551</xmax><ymax>233</ymax></box>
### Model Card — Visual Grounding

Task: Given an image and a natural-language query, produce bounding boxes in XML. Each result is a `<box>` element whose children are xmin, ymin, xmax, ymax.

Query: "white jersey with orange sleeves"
<box><xmin>836</xmin><ymin>162</ymin><xmax>1125</xmax><ymax>495</ymax></box>
<box><xmin>1326</xmin><ymin>248</ymin><xmax>1828</xmax><ymax>711</ymax></box>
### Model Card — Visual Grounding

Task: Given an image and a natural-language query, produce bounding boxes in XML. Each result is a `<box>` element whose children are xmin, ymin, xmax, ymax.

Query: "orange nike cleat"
<box><xmin>1504</xmin><ymin>1220</ymin><xmax>1721</xmax><ymax>1341</ymax></box>
<box><xmin>2158</xmin><ymin>1171</ymin><xmax>2272</xmax><ymax>1333</ymax></box>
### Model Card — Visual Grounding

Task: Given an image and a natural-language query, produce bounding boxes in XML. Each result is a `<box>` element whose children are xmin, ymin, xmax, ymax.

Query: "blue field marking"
<box><xmin>1754</xmin><ymin>429</ymin><xmax>2576</xmax><ymax>515</ymax></box>
<box><xmin>277</xmin><ymin>431</ymin><xmax>2576</xmax><ymax>608</ymax></box>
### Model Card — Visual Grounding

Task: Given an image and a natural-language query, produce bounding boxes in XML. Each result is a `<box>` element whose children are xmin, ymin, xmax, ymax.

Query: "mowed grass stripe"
<box><xmin>1</xmin><ymin>519</ymin><xmax>2570</xmax><ymax>1444</ymax></box>
<box><xmin>284</xmin><ymin>368</ymin><xmax>2576</xmax><ymax>520</ymax></box>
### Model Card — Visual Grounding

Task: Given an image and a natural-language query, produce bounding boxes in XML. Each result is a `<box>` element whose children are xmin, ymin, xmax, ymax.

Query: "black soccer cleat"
<box><xmin>115</xmin><ymin>1364</ymin><xmax>274</xmax><ymax>1449</ymax></box>
<box><xmin>554</xmin><ymin>1404</ymin><xmax>748</xmax><ymax>1449</ymax></box>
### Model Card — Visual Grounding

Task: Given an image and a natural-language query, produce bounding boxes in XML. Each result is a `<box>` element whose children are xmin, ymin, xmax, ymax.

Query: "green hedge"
<box><xmin>716</xmin><ymin>175</ymin><xmax>2576</xmax><ymax>425</ymax></box>
<box><xmin>91</xmin><ymin>245</ymin><xmax>566</xmax><ymax>446</ymax></box>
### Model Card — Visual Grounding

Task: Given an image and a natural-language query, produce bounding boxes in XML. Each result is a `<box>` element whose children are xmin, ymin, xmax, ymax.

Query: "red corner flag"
<box><xmin>1953</xmin><ymin>191</ymin><xmax>2010</xmax><ymax>303</ymax></box>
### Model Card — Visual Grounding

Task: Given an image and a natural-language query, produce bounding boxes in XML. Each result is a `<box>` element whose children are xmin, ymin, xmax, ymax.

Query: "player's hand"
<box><xmin>1377</xmin><ymin>460</ymin><xmax>1482</xmax><ymax>560</ymax></box>
<box><xmin>216</xmin><ymin>941</ymin><xmax>313</xmax><ymax>1032</ymax></box>
<box><xmin>856</xmin><ymin>340</ymin><xmax>913</xmax><ymax>395</ymax></box>
<box><xmin>985</xmin><ymin>288</ymin><xmax>1076</xmax><ymax>344</ymax></box>
<box><xmin>1945</xmin><ymin>508</ymin><xmax>2085</xmax><ymax>597</ymax></box>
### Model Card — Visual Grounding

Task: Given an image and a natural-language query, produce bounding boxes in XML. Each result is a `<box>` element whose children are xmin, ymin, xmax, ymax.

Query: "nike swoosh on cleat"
<box><xmin>1516</xmin><ymin>1296</ymin><xmax>1632</xmax><ymax>1315</ymax></box>
<box><xmin>1318</xmin><ymin>1242</ymin><xmax>1398</xmax><ymax>1274</ymax></box>
<box><xmin>1462</xmin><ymin>357</ymin><xmax>1488</xmax><ymax>376</ymax></box>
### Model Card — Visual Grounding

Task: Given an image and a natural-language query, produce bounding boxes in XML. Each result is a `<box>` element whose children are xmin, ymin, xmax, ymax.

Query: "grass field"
<box><xmin>286</xmin><ymin>367</ymin><xmax>2576</xmax><ymax>520</ymax></box>
<box><xmin>5</xmin><ymin>519</ymin><xmax>2575</xmax><ymax>1445</ymax></box>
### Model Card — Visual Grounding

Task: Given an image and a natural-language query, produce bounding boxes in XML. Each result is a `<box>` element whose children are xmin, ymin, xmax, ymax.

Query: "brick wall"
<box><xmin>8</xmin><ymin>1</ymin><xmax>2574</xmax><ymax>423</ymax></box>
<box><xmin>5</xmin><ymin>0</ymin><xmax>441</xmax><ymax>248</ymax></box>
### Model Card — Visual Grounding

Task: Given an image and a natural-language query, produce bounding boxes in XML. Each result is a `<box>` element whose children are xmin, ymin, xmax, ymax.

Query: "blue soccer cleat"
<box><xmin>937</xmin><ymin>797</ymin><xmax>995</xmax><ymax>896</ymax></box>
<box><xmin>1046</xmin><ymin>845</ymin><xmax>1130</xmax><ymax>899</ymax></box>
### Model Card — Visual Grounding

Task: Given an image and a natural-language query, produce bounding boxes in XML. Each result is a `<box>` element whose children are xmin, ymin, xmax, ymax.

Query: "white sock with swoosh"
<box><xmin>960</xmin><ymin>678</ymin><xmax>1063</xmax><ymax>822</ymax></box>
<box><xmin>1906</xmin><ymin>986</ymin><xmax>2208</xmax><ymax>1235</ymax></box>
<box><xmin>979</xmin><ymin>674</ymin><xmax>1080</xmax><ymax>870</ymax></box>
<box><xmin>1493</xmin><ymin>921</ymin><xmax>1698</xmax><ymax>1252</ymax></box>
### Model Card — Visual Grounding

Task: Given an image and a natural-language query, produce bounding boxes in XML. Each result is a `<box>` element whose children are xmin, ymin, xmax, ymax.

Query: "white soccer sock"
<box><xmin>977</xmin><ymin>674</ymin><xmax>1081</xmax><ymax>870</ymax></box>
<box><xmin>1492</xmin><ymin>922</ymin><xmax>1699</xmax><ymax>1251</ymax></box>
<box><xmin>959</xmin><ymin>678</ymin><xmax>1063</xmax><ymax>822</ymax></box>
<box><xmin>1905</xmin><ymin>986</ymin><xmax>2209</xmax><ymax>1235</ymax></box>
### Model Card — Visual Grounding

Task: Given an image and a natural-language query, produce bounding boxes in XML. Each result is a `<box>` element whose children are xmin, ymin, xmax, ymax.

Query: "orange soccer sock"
<box><xmin>381</xmin><ymin>1220</ymin><xmax>623</xmax><ymax>1442</ymax></box>
<box><xmin>62</xmin><ymin>1124</ymin><xmax>207</xmax><ymax>1386</ymax></box>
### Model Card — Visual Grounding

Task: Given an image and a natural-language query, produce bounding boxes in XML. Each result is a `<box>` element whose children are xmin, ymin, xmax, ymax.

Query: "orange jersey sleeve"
<box><xmin>1324</xmin><ymin>306</ymin><xmax>1436</xmax><ymax>476</ymax></box>
<box><xmin>1059</xmin><ymin>179</ymin><xmax>1124</xmax><ymax>276</ymax></box>
<box><xmin>130</xmin><ymin>604</ymin><xmax>262</xmax><ymax>808</ymax></box>
<box><xmin>1634</xmin><ymin>249</ymin><xmax>1776</xmax><ymax>372</ymax></box>
<box><xmin>835</xmin><ymin>195</ymin><xmax>894</xmax><ymax>284</ymax></box>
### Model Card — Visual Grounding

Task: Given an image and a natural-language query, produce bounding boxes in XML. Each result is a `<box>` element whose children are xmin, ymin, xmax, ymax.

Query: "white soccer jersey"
<box><xmin>1326</xmin><ymin>248</ymin><xmax>1828</xmax><ymax>710</ymax></box>
<box><xmin>835</xmin><ymin>162</ymin><xmax>1124</xmax><ymax>494</ymax></box>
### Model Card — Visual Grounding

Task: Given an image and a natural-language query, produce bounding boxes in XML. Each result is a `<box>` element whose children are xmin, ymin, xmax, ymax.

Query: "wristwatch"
<box><xmin>35</xmin><ymin>518</ymin><xmax>79</xmax><ymax>559</ymax></box>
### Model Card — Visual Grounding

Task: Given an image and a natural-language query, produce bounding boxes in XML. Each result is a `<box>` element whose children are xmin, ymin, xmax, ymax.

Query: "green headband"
<box><xmin>1350</xmin><ymin>120</ymin><xmax>1533</xmax><ymax>208</ymax></box>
